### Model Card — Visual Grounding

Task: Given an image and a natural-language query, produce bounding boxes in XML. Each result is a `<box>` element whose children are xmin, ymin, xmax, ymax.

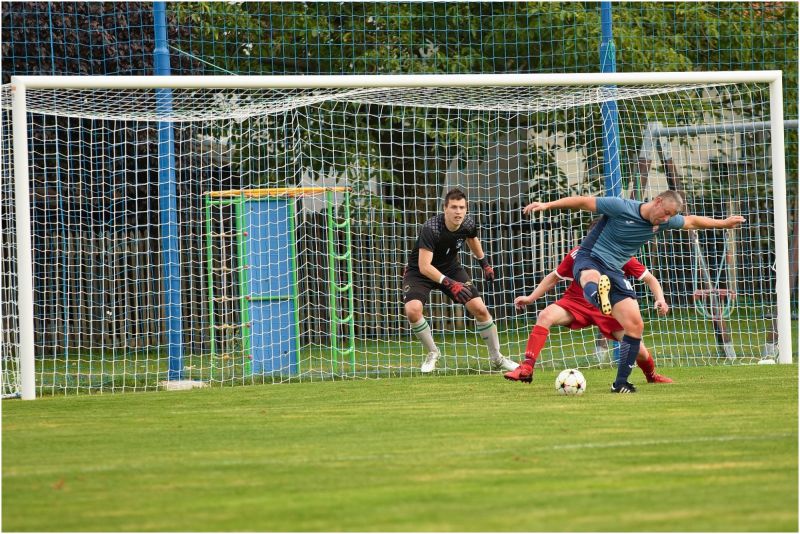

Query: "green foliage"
<box><xmin>167</xmin><ymin>2</ymin><xmax>797</xmax><ymax>209</ymax></box>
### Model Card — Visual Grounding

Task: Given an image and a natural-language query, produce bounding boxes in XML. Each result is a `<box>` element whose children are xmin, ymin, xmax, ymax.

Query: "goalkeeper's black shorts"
<box><xmin>401</xmin><ymin>265</ymin><xmax>478</xmax><ymax>305</ymax></box>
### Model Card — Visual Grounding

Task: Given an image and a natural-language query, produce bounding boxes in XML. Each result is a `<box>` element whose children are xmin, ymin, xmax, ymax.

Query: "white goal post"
<box><xmin>5</xmin><ymin>71</ymin><xmax>792</xmax><ymax>400</ymax></box>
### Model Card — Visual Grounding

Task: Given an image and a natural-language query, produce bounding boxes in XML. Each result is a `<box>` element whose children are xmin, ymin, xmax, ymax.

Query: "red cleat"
<box><xmin>504</xmin><ymin>363</ymin><xmax>533</xmax><ymax>383</ymax></box>
<box><xmin>647</xmin><ymin>373</ymin><xmax>673</xmax><ymax>383</ymax></box>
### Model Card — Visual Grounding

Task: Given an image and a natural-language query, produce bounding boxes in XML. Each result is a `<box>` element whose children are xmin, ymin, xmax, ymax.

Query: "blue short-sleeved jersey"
<box><xmin>580</xmin><ymin>197</ymin><xmax>685</xmax><ymax>270</ymax></box>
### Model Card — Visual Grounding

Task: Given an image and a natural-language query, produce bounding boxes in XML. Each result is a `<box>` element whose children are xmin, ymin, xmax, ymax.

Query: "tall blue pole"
<box><xmin>600</xmin><ymin>2</ymin><xmax>622</xmax><ymax>197</ymax></box>
<box><xmin>600</xmin><ymin>2</ymin><xmax>622</xmax><ymax>364</ymax></box>
<box><xmin>153</xmin><ymin>2</ymin><xmax>183</xmax><ymax>380</ymax></box>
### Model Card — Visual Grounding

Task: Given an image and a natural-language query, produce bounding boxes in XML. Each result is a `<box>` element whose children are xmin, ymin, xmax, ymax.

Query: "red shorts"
<box><xmin>554</xmin><ymin>295</ymin><xmax>623</xmax><ymax>340</ymax></box>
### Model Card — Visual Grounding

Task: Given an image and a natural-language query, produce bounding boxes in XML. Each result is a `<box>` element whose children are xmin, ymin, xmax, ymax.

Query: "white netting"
<box><xmin>1</xmin><ymin>102</ymin><xmax>20</xmax><ymax>398</ymax></box>
<box><xmin>0</xmin><ymin>79</ymin><xmax>783</xmax><ymax>395</ymax></box>
<box><xmin>5</xmin><ymin>83</ymin><xmax>725</xmax><ymax>121</ymax></box>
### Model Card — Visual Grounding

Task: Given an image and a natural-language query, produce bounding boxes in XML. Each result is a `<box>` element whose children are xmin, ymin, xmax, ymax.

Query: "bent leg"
<box><xmin>578</xmin><ymin>269</ymin><xmax>602</xmax><ymax>309</ymax></box>
<box><xmin>611</xmin><ymin>298</ymin><xmax>644</xmax><ymax>338</ymax></box>
<box><xmin>611</xmin><ymin>331</ymin><xmax>673</xmax><ymax>383</ymax></box>
<box><xmin>404</xmin><ymin>299</ymin><xmax>424</xmax><ymax>324</ymax></box>
<box><xmin>465</xmin><ymin>297</ymin><xmax>491</xmax><ymax>323</ymax></box>
<box><xmin>524</xmin><ymin>304</ymin><xmax>574</xmax><ymax>364</ymax></box>
<box><xmin>609</xmin><ymin>298</ymin><xmax>644</xmax><ymax>389</ymax></box>
<box><xmin>506</xmin><ymin>304</ymin><xmax>574</xmax><ymax>383</ymax></box>
<box><xmin>405</xmin><ymin>300</ymin><xmax>439</xmax><ymax>356</ymax></box>
<box><xmin>611</xmin><ymin>329</ymin><xmax>649</xmax><ymax>364</ymax></box>
<box><xmin>466</xmin><ymin>298</ymin><xmax>513</xmax><ymax>369</ymax></box>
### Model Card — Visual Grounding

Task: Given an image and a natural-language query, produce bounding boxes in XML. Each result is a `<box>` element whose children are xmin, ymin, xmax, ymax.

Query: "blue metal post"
<box><xmin>600</xmin><ymin>2</ymin><xmax>622</xmax><ymax>197</ymax></box>
<box><xmin>600</xmin><ymin>2</ymin><xmax>622</xmax><ymax>364</ymax></box>
<box><xmin>153</xmin><ymin>2</ymin><xmax>183</xmax><ymax>380</ymax></box>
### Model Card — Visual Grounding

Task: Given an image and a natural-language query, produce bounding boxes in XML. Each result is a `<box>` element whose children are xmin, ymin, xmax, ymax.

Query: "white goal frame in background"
<box><xmin>9</xmin><ymin>71</ymin><xmax>792</xmax><ymax>400</ymax></box>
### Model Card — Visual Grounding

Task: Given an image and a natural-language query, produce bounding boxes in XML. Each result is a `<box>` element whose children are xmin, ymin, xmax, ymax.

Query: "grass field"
<box><xmin>30</xmin><ymin>313</ymin><xmax>793</xmax><ymax>393</ymax></box>
<box><xmin>3</xmin><ymin>365</ymin><xmax>797</xmax><ymax>531</ymax></box>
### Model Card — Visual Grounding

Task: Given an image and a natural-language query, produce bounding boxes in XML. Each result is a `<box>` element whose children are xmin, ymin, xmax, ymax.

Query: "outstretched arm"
<box><xmin>641</xmin><ymin>272</ymin><xmax>669</xmax><ymax>316</ymax></box>
<box><xmin>514</xmin><ymin>271</ymin><xmax>561</xmax><ymax>311</ymax></box>
<box><xmin>523</xmin><ymin>196</ymin><xmax>598</xmax><ymax>216</ymax></box>
<box><xmin>682</xmin><ymin>214</ymin><xmax>745</xmax><ymax>230</ymax></box>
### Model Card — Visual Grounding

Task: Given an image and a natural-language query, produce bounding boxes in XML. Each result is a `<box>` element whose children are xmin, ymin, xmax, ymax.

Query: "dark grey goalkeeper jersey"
<box><xmin>405</xmin><ymin>214</ymin><xmax>478</xmax><ymax>273</ymax></box>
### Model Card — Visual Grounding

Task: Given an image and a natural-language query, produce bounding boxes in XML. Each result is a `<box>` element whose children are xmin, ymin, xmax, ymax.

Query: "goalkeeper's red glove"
<box><xmin>477</xmin><ymin>256</ymin><xmax>495</xmax><ymax>282</ymax></box>
<box><xmin>441</xmin><ymin>277</ymin><xmax>473</xmax><ymax>304</ymax></box>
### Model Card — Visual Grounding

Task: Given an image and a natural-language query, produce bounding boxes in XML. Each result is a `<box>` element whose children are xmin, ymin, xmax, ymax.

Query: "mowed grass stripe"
<box><xmin>3</xmin><ymin>365</ymin><xmax>797</xmax><ymax>532</ymax></box>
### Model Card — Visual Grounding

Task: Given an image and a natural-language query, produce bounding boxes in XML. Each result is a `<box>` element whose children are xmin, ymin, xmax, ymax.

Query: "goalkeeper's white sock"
<box><xmin>476</xmin><ymin>318</ymin><xmax>501</xmax><ymax>360</ymax></box>
<box><xmin>410</xmin><ymin>318</ymin><xmax>439</xmax><ymax>354</ymax></box>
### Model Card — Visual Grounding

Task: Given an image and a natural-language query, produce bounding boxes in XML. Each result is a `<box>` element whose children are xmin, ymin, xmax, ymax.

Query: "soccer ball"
<box><xmin>555</xmin><ymin>369</ymin><xmax>586</xmax><ymax>396</ymax></box>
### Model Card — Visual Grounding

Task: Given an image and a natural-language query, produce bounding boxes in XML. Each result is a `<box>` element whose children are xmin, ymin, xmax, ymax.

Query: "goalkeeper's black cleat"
<box><xmin>610</xmin><ymin>381</ymin><xmax>637</xmax><ymax>394</ymax></box>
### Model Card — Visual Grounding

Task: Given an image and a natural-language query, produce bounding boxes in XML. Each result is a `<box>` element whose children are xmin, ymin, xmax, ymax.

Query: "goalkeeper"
<box><xmin>504</xmin><ymin>243</ymin><xmax>673</xmax><ymax>384</ymax></box>
<box><xmin>523</xmin><ymin>190</ymin><xmax>744</xmax><ymax>393</ymax></box>
<box><xmin>402</xmin><ymin>188</ymin><xmax>518</xmax><ymax>373</ymax></box>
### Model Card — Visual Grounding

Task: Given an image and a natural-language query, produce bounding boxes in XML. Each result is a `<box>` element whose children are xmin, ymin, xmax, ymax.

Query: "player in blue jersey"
<box><xmin>403</xmin><ymin>188</ymin><xmax>518</xmax><ymax>374</ymax></box>
<box><xmin>523</xmin><ymin>190</ymin><xmax>745</xmax><ymax>393</ymax></box>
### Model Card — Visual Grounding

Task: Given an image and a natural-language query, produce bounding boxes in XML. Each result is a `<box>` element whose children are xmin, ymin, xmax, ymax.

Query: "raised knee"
<box><xmin>579</xmin><ymin>269</ymin><xmax>600</xmax><ymax>285</ymax></box>
<box><xmin>471</xmin><ymin>302</ymin><xmax>492</xmax><ymax>322</ymax></box>
<box><xmin>628</xmin><ymin>319</ymin><xmax>644</xmax><ymax>336</ymax></box>
<box><xmin>537</xmin><ymin>309</ymin><xmax>557</xmax><ymax>328</ymax></box>
<box><xmin>405</xmin><ymin>301</ymin><xmax>423</xmax><ymax>323</ymax></box>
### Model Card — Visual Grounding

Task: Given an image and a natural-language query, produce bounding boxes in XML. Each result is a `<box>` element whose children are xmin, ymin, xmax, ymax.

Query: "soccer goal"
<box><xmin>2</xmin><ymin>71</ymin><xmax>791</xmax><ymax>399</ymax></box>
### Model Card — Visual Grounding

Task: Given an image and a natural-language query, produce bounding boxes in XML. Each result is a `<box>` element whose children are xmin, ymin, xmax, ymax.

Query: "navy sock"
<box><xmin>583</xmin><ymin>282</ymin><xmax>600</xmax><ymax>309</ymax></box>
<box><xmin>614</xmin><ymin>335</ymin><xmax>641</xmax><ymax>386</ymax></box>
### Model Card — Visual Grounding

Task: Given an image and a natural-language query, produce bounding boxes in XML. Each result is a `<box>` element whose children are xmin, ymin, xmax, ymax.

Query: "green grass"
<box><xmin>3</xmin><ymin>365</ymin><xmax>797</xmax><ymax>532</ymax></box>
<box><xmin>31</xmin><ymin>313</ymin><xmax>796</xmax><ymax>393</ymax></box>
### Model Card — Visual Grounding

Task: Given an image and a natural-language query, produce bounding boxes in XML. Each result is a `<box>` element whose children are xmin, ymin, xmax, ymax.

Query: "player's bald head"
<box><xmin>655</xmin><ymin>190</ymin><xmax>685</xmax><ymax>213</ymax></box>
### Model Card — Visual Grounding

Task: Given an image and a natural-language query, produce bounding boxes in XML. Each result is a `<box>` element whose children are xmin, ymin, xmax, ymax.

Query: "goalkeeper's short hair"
<box><xmin>444</xmin><ymin>188</ymin><xmax>467</xmax><ymax>206</ymax></box>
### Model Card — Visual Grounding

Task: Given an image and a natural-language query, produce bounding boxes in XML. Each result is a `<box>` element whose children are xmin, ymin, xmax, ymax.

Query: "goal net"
<box><xmin>1</xmin><ymin>73</ymin><xmax>791</xmax><ymax>397</ymax></box>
